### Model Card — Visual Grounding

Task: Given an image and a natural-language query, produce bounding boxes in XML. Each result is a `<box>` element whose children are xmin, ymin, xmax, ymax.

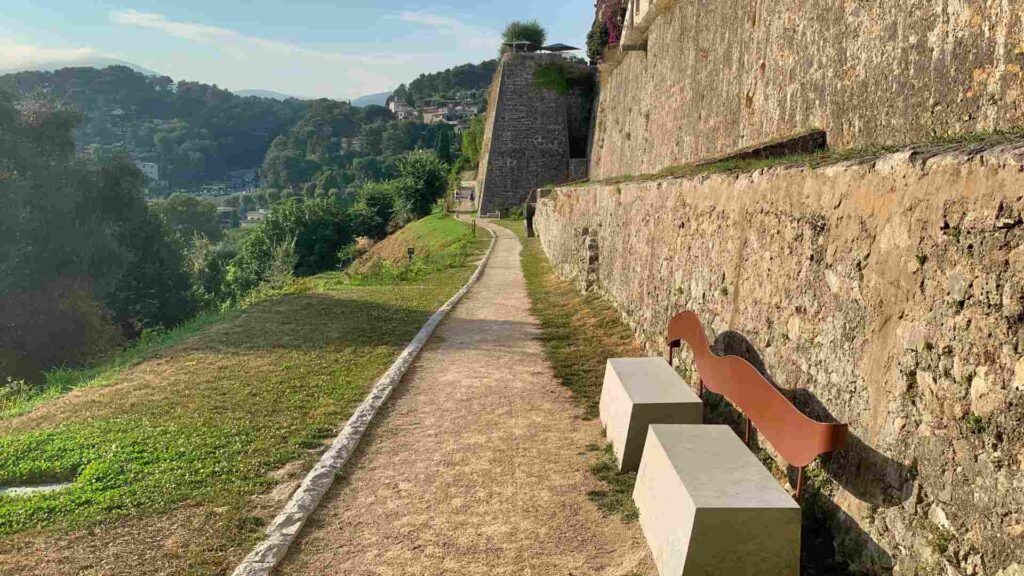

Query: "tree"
<box><xmin>393</xmin><ymin>150</ymin><xmax>448</xmax><ymax>220</ymax></box>
<box><xmin>1</xmin><ymin>90</ymin><xmax>195</xmax><ymax>379</ymax></box>
<box><xmin>382</xmin><ymin>121</ymin><xmax>416</xmax><ymax>157</ymax></box>
<box><xmin>586</xmin><ymin>18</ymin><xmax>610</xmax><ymax>62</ymax></box>
<box><xmin>226</xmin><ymin>196</ymin><xmax>353</xmax><ymax>295</ymax></box>
<box><xmin>502</xmin><ymin>20</ymin><xmax>547</xmax><ymax>50</ymax></box>
<box><xmin>350</xmin><ymin>182</ymin><xmax>396</xmax><ymax>240</ymax></box>
<box><xmin>352</xmin><ymin>156</ymin><xmax>383</xmax><ymax>182</ymax></box>
<box><xmin>460</xmin><ymin>115</ymin><xmax>486</xmax><ymax>167</ymax></box>
<box><xmin>435</xmin><ymin>128</ymin><xmax>454</xmax><ymax>165</ymax></box>
<box><xmin>153</xmin><ymin>193</ymin><xmax>222</xmax><ymax>241</ymax></box>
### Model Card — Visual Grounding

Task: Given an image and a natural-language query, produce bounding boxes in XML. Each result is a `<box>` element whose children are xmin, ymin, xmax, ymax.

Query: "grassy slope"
<box><xmin>350</xmin><ymin>214</ymin><xmax>476</xmax><ymax>273</ymax></box>
<box><xmin>494</xmin><ymin>219</ymin><xmax>643</xmax><ymax>520</ymax></box>
<box><xmin>0</xmin><ymin>214</ymin><xmax>489</xmax><ymax>575</ymax></box>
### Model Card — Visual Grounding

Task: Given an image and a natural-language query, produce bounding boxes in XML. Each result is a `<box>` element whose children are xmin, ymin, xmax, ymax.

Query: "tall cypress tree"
<box><xmin>435</xmin><ymin>128</ymin><xmax>453</xmax><ymax>165</ymax></box>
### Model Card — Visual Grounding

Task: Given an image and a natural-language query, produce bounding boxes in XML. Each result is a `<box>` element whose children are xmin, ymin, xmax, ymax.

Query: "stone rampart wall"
<box><xmin>590</xmin><ymin>0</ymin><xmax>1024</xmax><ymax>179</ymax></box>
<box><xmin>536</xmin><ymin>144</ymin><xmax>1024</xmax><ymax>575</ymax></box>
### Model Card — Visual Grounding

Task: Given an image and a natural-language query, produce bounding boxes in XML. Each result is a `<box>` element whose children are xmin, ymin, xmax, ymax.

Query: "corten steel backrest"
<box><xmin>666</xmin><ymin>311</ymin><xmax>848</xmax><ymax>494</ymax></box>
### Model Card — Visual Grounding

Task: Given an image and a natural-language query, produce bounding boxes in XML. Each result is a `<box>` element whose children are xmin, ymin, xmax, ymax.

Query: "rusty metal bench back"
<box><xmin>665</xmin><ymin>310</ymin><xmax>848</xmax><ymax>496</ymax></box>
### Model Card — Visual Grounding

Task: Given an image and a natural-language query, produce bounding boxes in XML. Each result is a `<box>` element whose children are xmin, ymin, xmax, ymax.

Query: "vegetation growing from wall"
<box><xmin>584</xmin><ymin>127</ymin><xmax>1024</xmax><ymax>186</ymax></box>
<box><xmin>586</xmin><ymin>19</ymin><xmax>610</xmax><ymax>62</ymax></box>
<box><xmin>533</xmin><ymin>61</ymin><xmax>575</xmax><ymax>95</ymax></box>
<box><xmin>588</xmin><ymin>0</ymin><xmax>625</xmax><ymax>61</ymax></box>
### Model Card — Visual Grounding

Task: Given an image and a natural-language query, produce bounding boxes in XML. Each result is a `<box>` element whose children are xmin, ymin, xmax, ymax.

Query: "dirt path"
<box><xmin>276</xmin><ymin>219</ymin><xmax>655</xmax><ymax>576</ymax></box>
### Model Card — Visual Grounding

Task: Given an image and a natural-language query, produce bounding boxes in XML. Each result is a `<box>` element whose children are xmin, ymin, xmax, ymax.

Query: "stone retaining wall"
<box><xmin>590</xmin><ymin>0</ymin><xmax>1024</xmax><ymax>180</ymax></box>
<box><xmin>535</xmin><ymin>144</ymin><xmax>1024</xmax><ymax>575</ymax></box>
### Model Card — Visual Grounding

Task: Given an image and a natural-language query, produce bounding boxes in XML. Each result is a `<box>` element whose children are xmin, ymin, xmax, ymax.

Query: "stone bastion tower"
<box><xmin>476</xmin><ymin>52</ymin><xmax>594</xmax><ymax>216</ymax></box>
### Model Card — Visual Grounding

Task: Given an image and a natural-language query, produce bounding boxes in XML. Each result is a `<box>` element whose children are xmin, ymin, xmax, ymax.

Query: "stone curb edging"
<box><xmin>231</xmin><ymin>218</ymin><xmax>497</xmax><ymax>576</ymax></box>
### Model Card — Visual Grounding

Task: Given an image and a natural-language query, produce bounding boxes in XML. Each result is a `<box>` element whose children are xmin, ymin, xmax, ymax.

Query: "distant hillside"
<box><xmin>0</xmin><ymin>57</ymin><xmax>160</xmax><ymax>76</ymax></box>
<box><xmin>260</xmin><ymin>99</ymin><xmax>455</xmax><ymax>191</ymax></box>
<box><xmin>236</xmin><ymin>89</ymin><xmax>303</xmax><ymax>100</ymax></box>
<box><xmin>0</xmin><ymin>65</ymin><xmax>308</xmax><ymax>188</ymax></box>
<box><xmin>392</xmin><ymin>60</ymin><xmax>497</xmax><ymax>107</ymax></box>
<box><xmin>351</xmin><ymin>91</ymin><xmax>391</xmax><ymax>107</ymax></box>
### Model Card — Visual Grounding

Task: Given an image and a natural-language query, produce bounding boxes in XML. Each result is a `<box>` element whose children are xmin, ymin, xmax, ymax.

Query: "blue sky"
<box><xmin>0</xmin><ymin>0</ymin><xmax>594</xmax><ymax>99</ymax></box>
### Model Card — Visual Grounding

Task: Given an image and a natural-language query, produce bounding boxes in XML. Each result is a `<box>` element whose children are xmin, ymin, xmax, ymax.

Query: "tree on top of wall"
<box><xmin>501</xmin><ymin>20</ymin><xmax>547</xmax><ymax>52</ymax></box>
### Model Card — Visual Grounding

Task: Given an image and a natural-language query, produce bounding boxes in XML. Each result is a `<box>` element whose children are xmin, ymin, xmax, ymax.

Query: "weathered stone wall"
<box><xmin>477</xmin><ymin>54</ymin><xmax>592</xmax><ymax>215</ymax></box>
<box><xmin>536</xmin><ymin>144</ymin><xmax>1024</xmax><ymax>575</ymax></box>
<box><xmin>590</xmin><ymin>0</ymin><xmax>1024</xmax><ymax>180</ymax></box>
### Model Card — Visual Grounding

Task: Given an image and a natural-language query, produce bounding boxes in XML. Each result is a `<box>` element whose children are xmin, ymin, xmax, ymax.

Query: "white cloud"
<box><xmin>109</xmin><ymin>9</ymin><xmax>397</xmax><ymax>64</ymax></box>
<box><xmin>100</xmin><ymin>8</ymin><xmax>496</xmax><ymax>98</ymax></box>
<box><xmin>397</xmin><ymin>11</ymin><xmax>500</xmax><ymax>51</ymax></box>
<box><xmin>0</xmin><ymin>42</ymin><xmax>99</xmax><ymax>70</ymax></box>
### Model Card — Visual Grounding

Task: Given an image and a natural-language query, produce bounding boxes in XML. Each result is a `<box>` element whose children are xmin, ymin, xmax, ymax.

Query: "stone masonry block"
<box><xmin>599</xmin><ymin>358</ymin><xmax>702</xmax><ymax>472</ymax></box>
<box><xmin>633</xmin><ymin>425</ymin><xmax>800</xmax><ymax>576</ymax></box>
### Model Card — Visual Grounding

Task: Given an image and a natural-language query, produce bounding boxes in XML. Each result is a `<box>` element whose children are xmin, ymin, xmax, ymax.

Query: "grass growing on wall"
<box><xmin>495</xmin><ymin>218</ymin><xmax>642</xmax><ymax>520</ymax></box>
<box><xmin>0</xmin><ymin>214</ymin><xmax>490</xmax><ymax>574</ymax></box>
<box><xmin>587</xmin><ymin>127</ymin><xmax>1024</xmax><ymax>187</ymax></box>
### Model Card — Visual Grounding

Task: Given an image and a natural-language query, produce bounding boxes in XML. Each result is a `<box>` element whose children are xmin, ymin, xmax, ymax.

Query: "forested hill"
<box><xmin>260</xmin><ymin>99</ymin><xmax>455</xmax><ymax>192</ymax></box>
<box><xmin>0</xmin><ymin>65</ymin><xmax>308</xmax><ymax>188</ymax></box>
<box><xmin>392</xmin><ymin>60</ymin><xmax>497</xmax><ymax>106</ymax></box>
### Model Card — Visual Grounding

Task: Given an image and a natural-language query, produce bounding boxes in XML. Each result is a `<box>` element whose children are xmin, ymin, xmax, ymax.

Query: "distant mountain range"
<box><xmin>350</xmin><ymin>91</ymin><xmax>391</xmax><ymax>107</ymax></box>
<box><xmin>235</xmin><ymin>89</ymin><xmax>304</xmax><ymax>101</ymax></box>
<box><xmin>0</xmin><ymin>56</ymin><xmax>161</xmax><ymax>77</ymax></box>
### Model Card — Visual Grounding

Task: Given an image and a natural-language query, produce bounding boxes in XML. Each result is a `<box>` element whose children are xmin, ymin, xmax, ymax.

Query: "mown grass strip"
<box><xmin>1</xmin><ymin>310</ymin><xmax>242</xmax><ymax>418</ymax></box>
<box><xmin>495</xmin><ymin>219</ymin><xmax>641</xmax><ymax>520</ymax></box>
<box><xmin>0</xmin><ymin>215</ymin><xmax>490</xmax><ymax>569</ymax></box>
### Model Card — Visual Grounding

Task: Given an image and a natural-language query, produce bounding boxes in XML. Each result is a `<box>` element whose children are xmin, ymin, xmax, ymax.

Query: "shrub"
<box><xmin>350</xmin><ymin>181</ymin><xmax>397</xmax><ymax>240</ymax></box>
<box><xmin>586</xmin><ymin>18</ymin><xmax>610</xmax><ymax>62</ymax></box>
<box><xmin>0</xmin><ymin>278</ymin><xmax>123</xmax><ymax>382</ymax></box>
<box><xmin>152</xmin><ymin>193</ymin><xmax>222</xmax><ymax>242</ymax></box>
<box><xmin>186</xmin><ymin>236</ymin><xmax>238</xmax><ymax>310</ymax></box>
<box><xmin>227</xmin><ymin>196</ymin><xmax>353</xmax><ymax>297</ymax></box>
<box><xmin>393</xmin><ymin>150</ymin><xmax>448</xmax><ymax>221</ymax></box>
<box><xmin>533</xmin><ymin>61</ymin><xmax>571</xmax><ymax>95</ymax></box>
<box><xmin>337</xmin><ymin>237</ymin><xmax>375</xmax><ymax>269</ymax></box>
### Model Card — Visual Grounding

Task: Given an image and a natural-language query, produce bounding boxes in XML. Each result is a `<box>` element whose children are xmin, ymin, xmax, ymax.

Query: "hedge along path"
<box><xmin>274</xmin><ymin>219</ymin><xmax>655</xmax><ymax>576</ymax></box>
<box><xmin>230</xmin><ymin>219</ymin><xmax>496</xmax><ymax>576</ymax></box>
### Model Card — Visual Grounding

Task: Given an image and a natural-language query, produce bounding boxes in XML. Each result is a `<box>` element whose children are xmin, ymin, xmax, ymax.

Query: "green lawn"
<box><xmin>0</xmin><ymin>214</ymin><xmax>489</xmax><ymax>573</ymax></box>
<box><xmin>350</xmin><ymin>212</ymin><xmax>480</xmax><ymax>274</ymax></box>
<box><xmin>495</xmin><ymin>219</ymin><xmax>642</xmax><ymax>520</ymax></box>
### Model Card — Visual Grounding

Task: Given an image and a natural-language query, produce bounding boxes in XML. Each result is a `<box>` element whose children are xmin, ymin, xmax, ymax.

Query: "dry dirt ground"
<box><xmin>276</xmin><ymin>219</ymin><xmax>655</xmax><ymax>576</ymax></box>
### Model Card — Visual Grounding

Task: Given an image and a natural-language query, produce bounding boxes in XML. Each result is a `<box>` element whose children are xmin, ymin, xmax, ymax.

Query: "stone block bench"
<box><xmin>599</xmin><ymin>358</ymin><xmax>703</xmax><ymax>472</ymax></box>
<box><xmin>633</xmin><ymin>424</ymin><xmax>801</xmax><ymax>576</ymax></box>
